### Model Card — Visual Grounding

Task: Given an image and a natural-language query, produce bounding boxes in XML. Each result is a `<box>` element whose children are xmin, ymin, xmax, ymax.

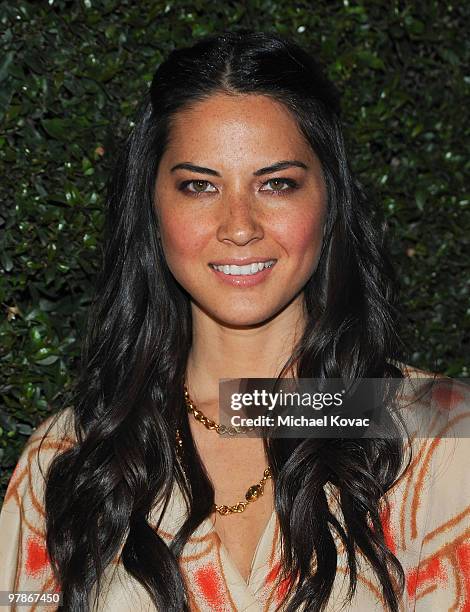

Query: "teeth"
<box><xmin>211</xmin><ymin>260</ymin><xmax>276</xmax><ymax>275</ymax></box>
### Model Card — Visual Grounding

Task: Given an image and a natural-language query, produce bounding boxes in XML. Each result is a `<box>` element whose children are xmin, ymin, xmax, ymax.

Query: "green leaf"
<box><xmin>35</xmin><ymin>355</ymin><xmax>60</xmax><ymax>366</ymax></box>
<box><xmin>41</xmin><ymin>118</ymin><xmax>73</xmax><ymax>141</ymax></box>
<box><xmin>0</xmin><ymin>51</ymin><xmax>14</xmax><ymax>83</ymax></box>
<box><xmin>415</xmin><ymin>189</ymin><xmax>427</xmax><ymax>211</ymax></box>
<box><xmin>0</xmin><ymin>252</ymin><xmax>13</xmax><ymax>272</ymax></box>
<box><xmin>356</xmin><ymin>50</ymin><xmax>385</xmax><ymax>70</ymax></box>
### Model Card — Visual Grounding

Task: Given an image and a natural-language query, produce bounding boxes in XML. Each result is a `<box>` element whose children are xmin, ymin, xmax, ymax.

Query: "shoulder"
<box><xmin>29</xmin><ymin>405</ymin><xmax>77</xmax><ymax>445</ymax></box>
<box><xmin>398</xmin><ymin>362</ymin><xmax>443</xmax><ymax>384</ymax></box>
<box><xmin>390</xmin><ymin>363</ymin><xmax>470</xmax><ymax>548</ymax></box>
<box><xmin>395</xmin><ymin>363</ymin><xmax>470</xmax><ymax>481</ymax></box>
<box><xmin>20</xmin><ymin>405</ymin><xmax>76</xmax><ymax>470</ymax></box>
<box><xmin>397</xmin><ymin>362</ymin><xmax>470</xmax><ymax>432</ymax></box>
<box><xmin>3</xmin><ymin>407</ymin><xmax>77</xmax><ymax>509</ymax></box>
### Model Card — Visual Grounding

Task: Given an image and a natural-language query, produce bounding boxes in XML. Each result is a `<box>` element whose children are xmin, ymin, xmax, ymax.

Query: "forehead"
<box><xmin>163</xmin><ymin>92</ymin><xmax>314</xmax><ymax>163</ymax></box>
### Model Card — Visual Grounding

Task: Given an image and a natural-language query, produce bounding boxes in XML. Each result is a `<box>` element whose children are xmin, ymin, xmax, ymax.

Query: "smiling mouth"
<box><xmin>208</xmin><ymin>260</ymin><xmax>277</xmax><ymax>276</ymax></box>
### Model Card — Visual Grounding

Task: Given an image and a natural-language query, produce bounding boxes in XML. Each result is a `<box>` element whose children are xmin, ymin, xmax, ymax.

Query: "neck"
<box><xmin>185</xmin><ymin>293</ymin><xmax>306</xmax><ymax>411</ymax></box>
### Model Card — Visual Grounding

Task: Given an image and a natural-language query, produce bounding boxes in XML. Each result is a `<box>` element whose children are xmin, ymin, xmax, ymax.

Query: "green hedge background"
<box><xmin>1</xmin><ymin>0</ymin><xmax>469</xmax><ymax>501</ymax></box>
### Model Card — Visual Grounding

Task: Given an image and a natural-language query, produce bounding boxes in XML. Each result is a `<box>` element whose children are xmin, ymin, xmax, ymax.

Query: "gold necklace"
<box><xmin>175</xmin><ymin>384</ymin><xmax>272</xmax><ymax>516</ymax></box>
<box><xmin>183</xmin><ymin>384</ymin><xmax>257</xmax><ymax>435</ymax></box>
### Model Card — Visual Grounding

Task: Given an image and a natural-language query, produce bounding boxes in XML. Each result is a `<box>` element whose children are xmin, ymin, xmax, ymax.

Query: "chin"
<box><xmin>202</xmin><ymin>303</ymin><xmax>279</xmax><ymax>328</ymax></box>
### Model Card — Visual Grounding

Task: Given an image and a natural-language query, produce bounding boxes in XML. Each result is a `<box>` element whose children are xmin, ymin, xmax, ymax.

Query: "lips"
<box><xmin>209</xmin><ymin>259</ymin><xmax>276</xmax><ymax>286</ymax></box>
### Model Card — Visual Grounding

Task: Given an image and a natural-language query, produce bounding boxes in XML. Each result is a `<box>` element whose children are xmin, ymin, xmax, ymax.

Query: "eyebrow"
<box><xmin>254</xmin><ymin>160</ymin><xmax>308</xmax><ymax>176</ymax></box>
<box><xmin>170</xmin><ymin>163</ymin><xmax>221</xmax><ymax>176</ymax></box>
<box><xmin>169</xmin><ymin>160</ymin><xmax>308</xmax><ymax>177</ymax></box>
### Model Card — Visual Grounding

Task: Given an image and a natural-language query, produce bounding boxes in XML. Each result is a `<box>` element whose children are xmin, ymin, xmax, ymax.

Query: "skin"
<box><xmin>153</xmin><ymin>92</ymin><xmax>328</xmax><ymax>581</ymax></box>
<box><xmin>154</xmin><ymin>92</ymin><xmax>328</xmax><ymax>408</ymax></box>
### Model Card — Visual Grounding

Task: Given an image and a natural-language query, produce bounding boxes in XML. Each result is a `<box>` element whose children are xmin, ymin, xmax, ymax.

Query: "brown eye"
<box><xmin>192</xmin><ymin>180</ymin><xmax>210</xmax><ymax>192</ymax></box>
<box><xmin>179</xmin><ymin>180</ymin><xmax>217</xmax><ymax>195</ymax></box>
<box><xmin>260</xmin><ymin>178</ymin><xmax>298</xmax><ymax>192</ymax></box>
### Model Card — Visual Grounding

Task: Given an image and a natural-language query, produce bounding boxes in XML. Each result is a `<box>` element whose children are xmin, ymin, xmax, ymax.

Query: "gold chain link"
<box><xmin>183</xmin><ymin>385</ymin><xmax>257</xmax><ymax>435</ymax></box>
<box><xmin>175</xmin><ymin>384</ymin><xmax>272</xmax><ymax>515</ymax></box>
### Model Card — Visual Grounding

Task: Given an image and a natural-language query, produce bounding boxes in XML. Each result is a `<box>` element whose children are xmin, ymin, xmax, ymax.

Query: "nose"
<box><xmin>216</xmin><ymin>193</ymin><xmax>264</xmax><ymax>246</ymax></box>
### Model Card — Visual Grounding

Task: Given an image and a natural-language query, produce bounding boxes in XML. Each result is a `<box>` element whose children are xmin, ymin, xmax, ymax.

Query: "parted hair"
<box><xmin>43</xmin><ymin>29</ymin><xmax>409</xmax><ymax>611</ymax></box>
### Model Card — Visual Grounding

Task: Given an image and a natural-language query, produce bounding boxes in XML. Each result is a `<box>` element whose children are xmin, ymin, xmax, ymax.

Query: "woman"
<box><xmin>1</xmin><ymin>30</ymin><xmax>469</xmax><ymax>612</ymax></box>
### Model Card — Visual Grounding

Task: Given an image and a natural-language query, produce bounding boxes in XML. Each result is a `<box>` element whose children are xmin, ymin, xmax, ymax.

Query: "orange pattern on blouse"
<box><xmin>1</xmin><ymin>371</ymin><xmax>469</xmax><ymax>611</ymax></box>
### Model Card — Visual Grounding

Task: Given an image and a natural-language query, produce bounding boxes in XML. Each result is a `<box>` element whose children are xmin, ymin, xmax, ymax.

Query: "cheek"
<box><xmin>158</xmin><ymin>207</ymin><xmax>211</xmax><ymax>265</ymax></box>
<box><xmin>275</xmin><ymin>205</ymin><xmax>325</xmax><ymax>261</ymax></box>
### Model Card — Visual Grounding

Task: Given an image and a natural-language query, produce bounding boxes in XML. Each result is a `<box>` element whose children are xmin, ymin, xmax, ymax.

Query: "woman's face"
<box><xmin>154</xmin><ymin>92</ymin><xmax>327</xmax><ymax>327</ymax></box>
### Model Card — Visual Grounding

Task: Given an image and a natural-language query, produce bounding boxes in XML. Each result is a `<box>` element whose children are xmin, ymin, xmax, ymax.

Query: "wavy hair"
<box><xmin>43</xmin><ymin>30</ymin><xmax>410</xmax><ymax>611</ymax></box>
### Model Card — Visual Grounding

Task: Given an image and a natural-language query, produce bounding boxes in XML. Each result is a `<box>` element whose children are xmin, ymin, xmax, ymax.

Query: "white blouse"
<box><xmin>1</xmin><ymin>372</ymin><xmax>469</xmax><ymax>611</ymax></box>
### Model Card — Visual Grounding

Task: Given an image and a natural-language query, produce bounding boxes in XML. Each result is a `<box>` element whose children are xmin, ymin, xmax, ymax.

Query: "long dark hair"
<box><xmin>43</xmin><ymin>30</ymin><xmax>410</xmax><ymax>611</ymax></box>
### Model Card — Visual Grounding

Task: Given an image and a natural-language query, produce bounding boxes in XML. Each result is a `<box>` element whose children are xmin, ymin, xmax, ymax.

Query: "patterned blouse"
<box><xmin>1</xmin><ymin>370</ymin><xmax>469</xmax><ymax>611</ymax></box>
